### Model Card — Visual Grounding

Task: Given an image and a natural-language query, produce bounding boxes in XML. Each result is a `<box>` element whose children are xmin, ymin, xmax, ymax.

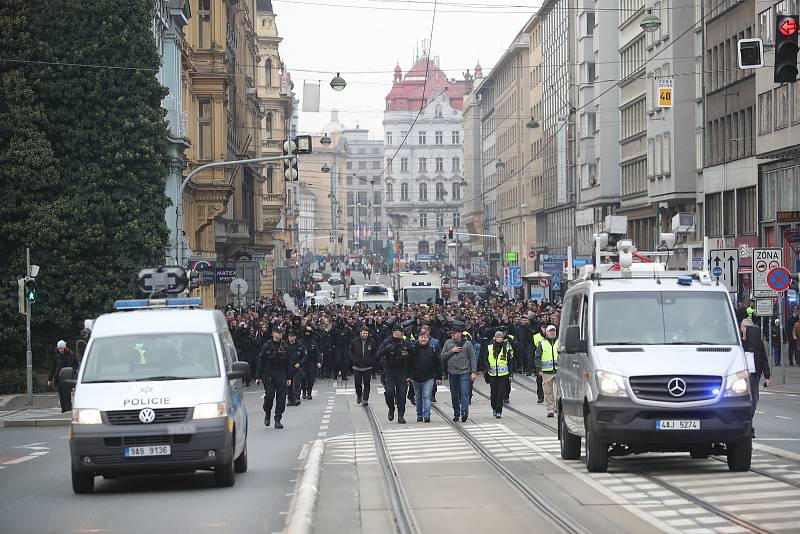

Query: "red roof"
<box><xmin>386</xmin><ymin>57</ymin><xmax>466</xmax><ymax>112</ymax></box>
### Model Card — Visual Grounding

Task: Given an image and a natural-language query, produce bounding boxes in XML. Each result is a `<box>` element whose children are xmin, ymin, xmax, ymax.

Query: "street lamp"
<box><xmin>330</xmin><ymin>73</ymin><xmax>347</xmax><ymax>91</ymax></box>
<box><xmin>640</xmin><ymin>9</ymin><xmax>661</xmax><ymax>33</ymax></box>
<box><xmin>321</xmin><ymin>163</ymin><xmax>331</xmax><ymax>173</ymax></box>
<box><xmin>495</xmin><ymin>159</ymin><xmax>506</xmax><ymax>169</ymax></box>
<box><xmin>526</xmin><ymin>117</ymin><xmax>539</xmax><ymax>129</ymax></box>
<box><xmin>320</xmin><ymin>133</ymin><xmax>332</xmax><ymax>146</ymax></box>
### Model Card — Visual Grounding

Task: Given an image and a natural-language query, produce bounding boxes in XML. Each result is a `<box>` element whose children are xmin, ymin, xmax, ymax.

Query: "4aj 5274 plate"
<box><xmin>656</xmin><ymin>419</ymin><xmax>700</xmax><ymax>430</ymax></box>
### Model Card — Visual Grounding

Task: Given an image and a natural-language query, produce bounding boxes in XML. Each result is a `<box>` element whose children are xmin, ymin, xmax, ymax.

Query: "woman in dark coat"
<box><xmin>741</xmin><ymin>318</ymin><xmax>771</xmax><ymax>415</ymax></box>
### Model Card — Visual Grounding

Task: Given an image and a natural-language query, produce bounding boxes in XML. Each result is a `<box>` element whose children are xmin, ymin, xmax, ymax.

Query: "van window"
<box><xmin>81</xmin><ymin>334</ymin><xmax>221</xmax><ymax>383</ymax></box>
<box><xmin>594</xmin><ymin>291</ymin><xmax>739</xmax><ymax>346</ymax></box>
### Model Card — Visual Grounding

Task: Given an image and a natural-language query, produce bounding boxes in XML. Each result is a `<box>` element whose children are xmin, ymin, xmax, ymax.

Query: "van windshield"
<box><xmin>594</xmin><ymin>291</ymin><xmax>739</xmax><ymax>346</ymax></box>
<box><xmin>359</xmin><ymin>300</ymin><xmax>394</xmax><ymax>309</ymax></box>
<box><xmin>81</xmin><ymin>334</ymin><xmax>221</xmax><ymax>383</ymax></box>
<box><xmin>403</xmin><ymin>288</ymin><xmax>439</xmax><ymax>304</ymax></box>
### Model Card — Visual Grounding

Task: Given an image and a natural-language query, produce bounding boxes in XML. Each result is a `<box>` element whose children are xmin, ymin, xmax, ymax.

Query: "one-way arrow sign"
<box><xmin>708</xmin><ymin>248</ymin><xmax>739</xmax><ymax>293</ymax></box>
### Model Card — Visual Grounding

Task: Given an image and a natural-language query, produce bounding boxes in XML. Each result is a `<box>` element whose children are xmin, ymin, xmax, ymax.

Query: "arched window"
<box><xmin>266</xmin><ymin>166</ymin><xmax>274</xmax><ymax>194</ymax></box>
<box><xmin>265</xmin><ymin>112</ymin><xmax>273</xmax><ymax>139</ymax></box>
<box><xmin>265</xmin><ymin>58</ymin><xmax>272</xmax><ymax>86</ymax></box>
<box><xmin>419</xmin><ymin>182</ymin><xmax>427</xmax><ymax>201</ymax></box>
<box><xmin>451</xmin><ymin>182</ymin><xmax>461</xmax><ymax>200</ymax></box>
<box><xmin>386</xmin><ymin>182</ymin><xmax>393</xmax><ymax>201</ymax></box>
<box><xmin>401</xmin><ymin>183</ymin><xmax>409</xmax><ymax>201</ymax></box>
<box><xmin>418</xmin><ymin>241</ymin><xmax>430</xmax><ymax>255</ymax></box>
<box><xmin>435</xmin><ymin>182</ymin><xmax>445</xmax><ymax>200</ymax></box>
<box><xmin>435</xmin><ymin>104</ymin><xmax>443</xmax><ymax>118</ymax></box>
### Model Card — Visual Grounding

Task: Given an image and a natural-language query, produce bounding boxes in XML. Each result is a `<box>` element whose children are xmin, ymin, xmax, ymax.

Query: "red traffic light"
<box><xmin>780</xmin><ymin>17</ymin><xmax>797</xmax><ymax>37</ymax></box>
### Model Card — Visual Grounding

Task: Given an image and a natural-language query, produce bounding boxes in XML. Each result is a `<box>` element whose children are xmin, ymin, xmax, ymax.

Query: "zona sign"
<box><xmin>767</xmin><ymin>266</ymin><xmax>791</xmax><ymax>292</ymax></box>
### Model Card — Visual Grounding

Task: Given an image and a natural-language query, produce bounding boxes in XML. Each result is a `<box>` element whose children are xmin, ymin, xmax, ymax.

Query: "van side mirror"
<box><xmin>563</xmin><ymin>325</ymin><xmax>585</xmax><ymax>354</ymax></box>
<box><xmin>228</xmin><ymin>361</ymin><xmax>250</xmax><ymax>380</ymax></box>
<box><xmin>58</xmin><ymin>367</ymin><xmax>76</xmax><ymax>387</ymax></box>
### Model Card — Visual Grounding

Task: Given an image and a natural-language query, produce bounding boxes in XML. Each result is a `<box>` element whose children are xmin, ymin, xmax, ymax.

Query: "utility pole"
<box><xmin>25</xmin><ymin>248</ymin><xmax>32</xmax><ymax>406</ymax></box>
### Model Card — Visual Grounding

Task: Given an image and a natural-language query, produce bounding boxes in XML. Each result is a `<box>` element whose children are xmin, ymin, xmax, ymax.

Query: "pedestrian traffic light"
<box><xmin>448</xmin><ymin>226</ymin><xmax>454</xmax><ymax>239</ymax></box>
<box><xmin>188</xmin><ymin>269</ymin><xmax>200</xmax><ymax>291</ymax></box>
<box><xmin>24</xmin><ymin>278</ymin><xmax>37</xmax><ymax>304</ymax></box>
<box><xmin>774</xmin><ymin>15</ymin><xmax>799</xmax><ymax>83</ymax></box>
<box><xmin>283</xmin><ymin>139</ymin><xmax>299</xmax><ymax>182</ymax></box>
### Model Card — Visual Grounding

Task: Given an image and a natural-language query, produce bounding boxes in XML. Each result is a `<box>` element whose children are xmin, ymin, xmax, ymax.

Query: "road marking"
<box><xmin>754</xmin><ymin>438</ymin><xmax>800</xmax><ymax>441</ymax></box>
<box><xmin>755</xmin><ymin>411</ymin><xmax>766</xmax><ymax>414</ymax></box>
<box><xmin>775</xmin><ymin>415</ymin><xmax>792</xmax><ymax>420</ymax></box>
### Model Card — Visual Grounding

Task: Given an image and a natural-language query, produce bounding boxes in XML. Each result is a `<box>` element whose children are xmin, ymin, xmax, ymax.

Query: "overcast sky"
<box><xmin>273</xmin><ymin>0</ymin><xmax>539</xmax><ymax>137</ymax></box>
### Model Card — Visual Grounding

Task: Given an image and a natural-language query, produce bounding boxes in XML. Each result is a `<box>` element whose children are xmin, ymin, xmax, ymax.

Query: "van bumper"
<box><xmin>586</xmin><ymin>396</ymin><xmax>752</xmax><ymax>447</ymax></box>
<box><xmin>69</xmin><ymin>418</ymin><xmax>232</xmax><ymax>475</ymax></box>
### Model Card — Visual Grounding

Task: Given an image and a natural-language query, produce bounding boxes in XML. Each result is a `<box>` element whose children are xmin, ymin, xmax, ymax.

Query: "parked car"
<box><xmin>311</xmin><ymin>272</ymin><xmax>323</xmax><ymax>282</ymax></box>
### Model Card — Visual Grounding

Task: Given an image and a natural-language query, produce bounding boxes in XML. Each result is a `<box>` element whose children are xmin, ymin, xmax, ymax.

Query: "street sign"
<box><xmin>504</xmin><ymin>266</ymin><xmax>522</xmax><ymax>287</ymax></box>
<box><xmin>777</xmin><ymin>211</ymin><xmax>800</xmax><ymax>223</ymax></box>
<box><xmin>528</xmin><ymin>251</ymin><xmax>537</xmax><ymax>260</ymax></box>
<box><xmin>230</xmin><ymin>278</ymin><xmax>248</xmax><ymax>296</ymax></box>
<box><xmin>552</xmin><ymin>273</ymin><xmax>562</xmax><ymax>291</ymax></box>
<box><xmin>538</xmin><ymin>278</ymin><xmax>549</xmax><ymax>288</ymax></box>
<box><xmin>708</xmin><ymin>248</ymin><xmax>739</xmax><ymax>293</ymax></box>
<box><xmin>755</xmin><ymin>299</ymin><xmax>773</xmax><ymax>317</ymax></box>
<box><xmin>505</xmin><ymin>252</ymin><xmax>519</xmax><ymax>263</ymax></box>
<box><xmin>658</xmin><ymin>77</ymin><xmax>674</xmax><ymax>108</ymax></box>
<box><xmin>767</xmin><ymin>266</ymin><xmax>791</xmax><ymax>292</ymax></box>
<box><xmin>753</xmin><ymin>248</ymin><xmax>783</xmax><ymax>297</ymax></box>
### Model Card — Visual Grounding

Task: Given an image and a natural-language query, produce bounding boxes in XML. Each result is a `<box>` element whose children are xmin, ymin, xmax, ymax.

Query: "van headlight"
<box><xmin>724</xmin><ymin>370</ymin><xmax>750</xmax><ymax>397</ymax></box>
<box><xmin>595</xmin><ymin>371</ymin><xmax>628</xmax><ymax>397</ymax></box>
<box><xmin>193</xmin><ymin>402</ymin><xmax>228</xmax><ymax>419</ymax></box>
<box><xmin>72</xmin><ymin>408</ymin><xmax>102</xmax><ymax>425</ymax></box>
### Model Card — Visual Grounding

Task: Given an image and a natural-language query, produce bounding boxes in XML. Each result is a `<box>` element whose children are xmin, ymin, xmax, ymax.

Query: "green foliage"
<box><xmin>0</xmin><ymin>369</ymin><xmax>48</xmax><ymax>395</ymax></box>
<box><xmin>0</xmin><ymin>0</ymin><xmax>170</xmax><ymax>367</ymax></box>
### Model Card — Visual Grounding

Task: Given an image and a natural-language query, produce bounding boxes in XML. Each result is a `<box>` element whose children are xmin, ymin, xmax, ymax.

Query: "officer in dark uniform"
<box><xmin>255</xmin><ymin>326</ymin><xmax>293</xmax><ymax>429</ymax></box>
<box><xmin>286</xmin><ymin>329</ymin><xmax>305</xmax><ymax>406</ymax></box>
<box><xmin>300</xmin><ymin>326</ymin><xmax>322</xmax><ymax>399</ymax></box>
<box><xmin>376</xmin><ymin>324</ymin><xmax>413</xmax><ymax>424</ymax></box>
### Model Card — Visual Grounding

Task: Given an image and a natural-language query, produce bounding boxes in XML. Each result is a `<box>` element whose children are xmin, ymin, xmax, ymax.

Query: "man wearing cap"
<box><xmin>49</xmin><ymin>340</ymin><xmax>76</xmax><ymax>413</ymax></box>
<box><xmin>300</xmin><ymin>326</ymin><xmax>322</xmax><ymax>399</ymax></box>
<box><xmin>440</xmin><ymin>322</ymin><xmax>477</xmax><ymax>422</ymax></box>
<box><xmin>484</xmin><ymin>330</ymin><xmax>514</xmax><ymax>418</ymax></box>
<box><xmin>535</xmin><ymin>325</ymin><xmax>559</xmax><ymax>417</ymax></box>
<box><xmin>286</xmin><ymin>330</ymin><xmax>305</xmax><ymax>407</ymax></box>
<box><xmin>376</xmin><ymin>323</ymin><xmax>413</xmax><ymax>423</ymax></box>
<box><xmin>255</xmin><ymin>326</ymin><xmax>292</xmax><ymax>429</ymax></box>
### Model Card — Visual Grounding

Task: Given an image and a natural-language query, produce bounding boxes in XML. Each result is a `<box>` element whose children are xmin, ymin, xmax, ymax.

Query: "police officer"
<box><xmin>255</xmin><ymin>326</ymin><xmax>293</xmax><ymax>429</ymax></box>
<box><xmin>300</xmin><ymin>326</ymin><xmax>322</xmax><ymax>399</ymax></box>
<box><xmin>377</xmin><ymin>324</ymin><xmax>413</xmax><ymax>424</ymax></box>
<box><xmin>535</xmin><ymin>325</ymin><xmax>559</xmax><ymax>417</ymax></box>
<box><xmin>286</xmin><ymin>330</ymin><xmax>305</xmax><ymax>406</ymax></box>
<box><xmin>532</xmin><ymin>323</ymin><xmax>546</xmax><ymax>404</ymax></box>
<box><xmin>485</xmin><ymin>331</ymin><xmax>513</xmax><ymax>418</ymax></box>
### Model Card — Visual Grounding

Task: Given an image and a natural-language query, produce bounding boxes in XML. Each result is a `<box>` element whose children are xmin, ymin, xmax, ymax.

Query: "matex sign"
<box><xmin>753</xmin><ymin>248</ymin><xmax>783</xmax><ymax>297</ymax></box>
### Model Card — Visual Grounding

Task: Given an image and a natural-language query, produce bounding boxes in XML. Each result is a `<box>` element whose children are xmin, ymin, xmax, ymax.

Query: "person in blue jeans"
<box><xmin>440</xmin><ymin>323</ymin><xmax>477</xmax><ymax>422</ymax></box>
<box><xmin>408</xmin><ymin>329</ymin><xmax>442</xmax><ymax>422</ymax></box>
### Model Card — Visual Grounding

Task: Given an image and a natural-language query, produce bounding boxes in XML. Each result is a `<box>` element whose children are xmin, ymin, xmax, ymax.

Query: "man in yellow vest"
<box><xmin>532</xmin><ymin>325</ymin><xmax>546</xmax><ymax>404</ymax></box>
<box><xmin>534</xmin><ymin>325</ymin><xmax>559</xmax><ymax>417</ymax></box>
<box><xmin>485</xmin><ymin>331</ymin><xmax>513</xmax><ymax>419</ymax></box>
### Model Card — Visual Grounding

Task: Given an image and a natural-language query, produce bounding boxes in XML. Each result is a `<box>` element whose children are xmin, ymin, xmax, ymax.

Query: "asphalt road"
<box><xmin>0</xmin><ymin>380</ymin><xmax>353</xmax><ymax>534</ymax></box>
<box><xmin>754</xmin><ymin>388</ymin><xmax>800</xmax><ymax>455</ymax></box>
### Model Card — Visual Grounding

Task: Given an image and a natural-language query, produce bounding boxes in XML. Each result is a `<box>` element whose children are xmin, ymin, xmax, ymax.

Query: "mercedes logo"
<box><xmin>667</xmin><ymin>378</ymin><xmax>687</xmax><ymax>397</ymax></box>
<box><xmin>138</xmin><ymin>408</ymin><xmax>156</xmax><ymax>424</ymax></box>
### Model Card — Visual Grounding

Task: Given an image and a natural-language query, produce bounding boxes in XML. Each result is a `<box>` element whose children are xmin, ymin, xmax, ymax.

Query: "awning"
<box><xmin>522</xmin><ymin>271</ymin><xmax>552</xmax><ymax>280</ymax></box>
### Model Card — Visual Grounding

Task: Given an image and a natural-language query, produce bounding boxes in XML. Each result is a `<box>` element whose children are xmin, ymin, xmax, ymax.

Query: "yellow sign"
<box><xmin>657</xmin><ymin>77</ymin><xmax>674</xmax><ymax>108</ymax></box>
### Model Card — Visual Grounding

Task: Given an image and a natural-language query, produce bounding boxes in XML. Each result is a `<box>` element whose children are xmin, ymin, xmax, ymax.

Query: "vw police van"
<box><xmin>556</xmin><ymin>239</ymin><xmax>753</xmax><ymax>473</ymax></box>
<box><xmin>60</xmin><ymin>297</ymin><xmax>250</xmax><ymax>493</ymax></box>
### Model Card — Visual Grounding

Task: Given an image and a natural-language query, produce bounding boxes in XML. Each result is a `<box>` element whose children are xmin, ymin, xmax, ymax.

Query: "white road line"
<box><xmin>775</xmin><ymin>415</ymin><xmax>792</xmax><ymax>420</ymax></box>
<box><xmin>3</xmin><ymin>456</ymin><xmax>36</xmax><ymax>465</ymax></box>
<box><xmin>317</xmin><ymin>432</ymin><xmax>327</xmax><ymax>437</ymax></box>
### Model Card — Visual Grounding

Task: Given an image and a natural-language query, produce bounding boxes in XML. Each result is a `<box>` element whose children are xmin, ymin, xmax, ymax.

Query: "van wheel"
<box><xmin>690</xmin><ymin>446</ymin><xmax>711</xmax><ymax>459</ymax></box>
<box><xmin>214</xmin><ymin>439</ymin><xmax>236</xmax><ymax>487</ymax></box>
<box><xmin>585</xmin><ymin>421</ymin><xmax>608</xmax><ymax>473</ymax></box>
<box><xmin>72</xmin><ymin>467</ymin><xmax>95</xmax><ymax>494</ymax></box>
<box><xmin>726</xmin><ymin>437</ymin><xmax>752</xmax><ymax>472</ymax></box>
<box><xmin>559</xmin><ymin>411</ymin><xmax>581</xmax><ymax>460</ymax></box>
<box><xmin>234</xmin><ymin>442</ymin><xmax>248</xmax><ymax>473</ymax></box>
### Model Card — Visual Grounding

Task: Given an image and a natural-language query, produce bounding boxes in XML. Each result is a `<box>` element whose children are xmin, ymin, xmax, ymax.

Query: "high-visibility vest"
<box><xmin>540</xmin><ymin>339</ymin><xmax>559</xmax><ymax>372</ymax></box>
<box><xmin>487</xmin><ymin>344</ymin><xmax>511</xmax><ymax>376</ymax></box>
<box><xmin>746</xmin><ymin>307</ymin><xmax>754</xmax><ymax>319</ymax></box>
<box><xmin>533</xmin><ymin>332</ymin><xmax>543</xmax><ymax>348</ymax></box>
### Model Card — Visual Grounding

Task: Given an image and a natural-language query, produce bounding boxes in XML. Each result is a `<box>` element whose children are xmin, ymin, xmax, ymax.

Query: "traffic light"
<box><xmin>283</xmin><ymin>139</ymin><xmax>299</xmax><ymax>182</ymax></box>
<box><xmin>24</xmin><ymin>278</ymin><xmax>37</xmax><ymax>304</ymax></box>
<box><xmin>441</xmin><ymin>233</ymin><xmax>447</xmax><ymax>241</ymax></box>
<box><xmin>737</xmin><ymin>38</ymin><xmax>763</xmax><ymax>69</ymax></box>
<box><xmin>188</xmin><ymin>270</ymin><xmax>200</xmax><ymax>291</ymax></box>
<box><xmin>448</xmin><ymin>226</ymin><xmax>454</xmax><ymax>239</ymax></box>
<box><xmin>7</xmin><ymin>279</ymin><xmax>24</xmax><ymax>314</ymax></box>
<box><xmin>774</xmin><ymin>15</ymin><xmax>799</xmax><ymax>83</ymax></box>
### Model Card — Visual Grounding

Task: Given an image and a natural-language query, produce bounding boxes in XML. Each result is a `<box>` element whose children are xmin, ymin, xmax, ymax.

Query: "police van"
<box><xmin>60</xmin><ymin>296</ymin><xmax>250</xmax><ymax>493</ymax></box>
<box><xmin>556</xmin><ymin>238</ymin><xmax>753</xmax><ymax>473</ymax></box>
<box><xmin>355</xmin><ymin>285</ymin><xmax>395</xmax><ymax>309</ymax></box>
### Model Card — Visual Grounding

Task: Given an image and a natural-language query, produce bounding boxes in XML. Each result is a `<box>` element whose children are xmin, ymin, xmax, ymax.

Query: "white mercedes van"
<box><xmin>556</xmin><ymin>248</ymin><xmax>752</xmax><ymax>473</ymax></box>
<box><xmin>61</xmin><ymin>298</ymin><xmax>250</xmax><ymax>493</ymax></box>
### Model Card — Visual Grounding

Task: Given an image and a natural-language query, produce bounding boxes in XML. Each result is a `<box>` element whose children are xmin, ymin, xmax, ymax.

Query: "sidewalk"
<box><xmin>0</xmin><ymin>393</ymin><xmax>70</xmax><ymax>428</ymax></box>
<box><xmin>768</xmin><ymin>362</ymin><xmax>800</xmax><ymax>394</ymax></box>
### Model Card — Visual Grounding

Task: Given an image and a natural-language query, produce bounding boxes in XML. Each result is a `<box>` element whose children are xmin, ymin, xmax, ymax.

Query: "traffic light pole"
<box><xmin>25</xmin><ymin>247</ymin><xmax>32</xmax><ymax>406</ymax></box>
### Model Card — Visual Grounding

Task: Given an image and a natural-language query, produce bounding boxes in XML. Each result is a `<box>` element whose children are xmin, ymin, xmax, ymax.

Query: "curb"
<box><xmin>753</xmin><ymin>442</ymin><xmax>800</xmax><ymax>463</ymax></box>
<box><xmin>1</xmin><ymin>418</ymin><xmax>71</xmax><ymax>428</ymax></box>
<box><xmin>285</xmin><ymin>439</ymin><xmax>326</xmax><ymax>534</ymax></box>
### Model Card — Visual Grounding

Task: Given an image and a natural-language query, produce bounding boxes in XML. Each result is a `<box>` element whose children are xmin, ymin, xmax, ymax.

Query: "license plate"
<box><xmin>656</xmin><ymin>419</ymin><xmax>700</xmax><ymax>430</ymax></box>
<box><xmin>124</xmin><ymin>445</ymin><xmax>171</xmax><ymax>457</ymax></box>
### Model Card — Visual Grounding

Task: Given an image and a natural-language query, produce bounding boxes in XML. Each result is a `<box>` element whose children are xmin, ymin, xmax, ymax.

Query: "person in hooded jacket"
<box><xmin>349</xmin><ymin>325</ymin><xmax>376</xmax><ymax>405</ymax></box>
<box><xmin>376</xmin><ymin>324</ymin><xmax>413</xmax><ymax>424</ymax></box>
<box><xmin>300</xmin><ymin>326</ymin><xmax>322</xmax><ymax>399</ymax></box>
<box><xmin>49</xmin><ymin>340</ymin><xmax>76</xmax><ymax>413</ymax></box>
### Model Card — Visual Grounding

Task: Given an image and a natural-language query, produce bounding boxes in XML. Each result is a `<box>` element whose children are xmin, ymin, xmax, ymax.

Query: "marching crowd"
<box><xmin>224</xmin><ymin>294</ymin><xmax>563</xmax><ymax>429</ymax></box>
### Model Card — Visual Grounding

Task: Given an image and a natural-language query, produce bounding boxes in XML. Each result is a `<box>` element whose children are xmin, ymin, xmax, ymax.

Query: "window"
<box><xmin>419</xmin><ymin>212</ymin><xmax>427</xmax><ymax>227</ymax></box>
<box><xmin>758</xmin><ymin>7</ymin><xmax>773</xmax><ymax>42</ymax></box>
<box><xmin>198</xmin><ymin>97</ymin><xmax>213</xmax><ymax>160</ymax></box>
<box><xmin>435</xmin><ymin>157</ymin><xmax>444</xmax><ymax>172</ymax></box>
<box><xmin>736</xmin><ymin>186</ymin><xmax>757</xmax><ymax>235</ymax></box>
<box><xmin>358</xmin><ymin>161</ymin><xmax>367</xmax><ymax>170</ymax></box>
<box><xmin>346</xmin><ymin>192</ymin><xmax>354</xmax><ymax>206</ymax></box>
<box><xmin>435</xmin><ymin>131</ymin><xmax>443</xmax><ymax>145</ymax></box>
<box><xmin>266</xmin><ymin>167</ymin><xmax>274</xmax><ymax>194</ymax></box>
<box><xmin>265</xmin><ymin>112</ymin><xmax>273</xmax><ymax>139</ymax></box>
<box><xmin>451</xmin><ymin>130</ymin><xmax>460</xmax><ymax>144</ymax></box>
<box><xmin>372</xmin><ymin>160</ymin><xmax>381</xmax><ymax>169</ymax></box>
<box><xmin>776</xmin><ymin>85</ymin><xmax>790</xmax><ymax>129</ymax></box>
<box><xmin>436</xmin><ymin>213</ymin><xmax>444</xmax><ymax>228</ymax></box>
<box><xmin>373</xmin><ymin>190</ymin><xmax>381</xmax><ymax>205</ymax></box>
<box><xmin>452</xmin><ymin>157</ymin><xmax>460</xmax><ymax>172</ymax></box>
<box><xmin>419</xmin><ymin>158</ymin><xmax>427</xmax><ymax>172</ymax></box>
<box><xmin>435</xmin><ymin>105</ymin><xmax>443</xmax><ymax>118</ymax></box>
<box><xmin>346</xmin><ymin>161</ymin><xmax>353</xmax><ymax>170</ymax></box>
<box><xmin>758</xmin><ymin>91</ymin><xmax>773</xmax><ymax>134</ymax></box>
<box><xmin>453</xmin><ymin>212</ymin><xmax>461</xmax><ymax>227</ymax></box>
<box><xmin>662</xmin><ymin>132</ymin><xmax>671</xmax><ymax>174</ymax></box>
<box><xmin>586</xmin><ymin>11</ymin><xmax>595</xmax><ymax>35</ymax></box>
<box><xmin>386</xmin><ymin>183</ymin><xmax>393</xmax><ymax>201</ymax></box>
<box><xmin>695</xmin><ymin>129</ymin><xmax>704</xmax><ymax>170</ymax></box>
<box><xmin>401</xmin><ymin>183</ymin><xmax>409</xmax><ymax>201</ymax></box>
<box><xmin>198</xmin><ymin>0</ymin><xmax>212</xmax><ymax>49</ymax></box>
<box><xmin>265</xmin><ymin>58</ymin><xmax>272</xmax><ymax>87</ymax></box>
<box><xmin>418</xmin><ymin>131</ymin><xmax>426</xmax><ymax>145</ymax></box>
<box><xmin>419</xmin><ymin>182</ymin><xmax>428</xmax><ymax>201</ymax></box>
<box><xmin>647</xmin><ymin>138</ymin><xmax>655</xmax><ymax>176</ymax></box>
<box><xmin>400</xmin><ymin>158</ymin><xmax>408</xmax><ymax>172</ymax></box>
<box><xmin>452</xmin><ymin>182</ymin><xmax>461</xmax><ymax>200</ymax></box>
<box><xmin>435</xmin><ymin>182</ymin><xmax>445</xmax><ymax>200</ymax></box>
<box><xmin>723</xmin><ymin>190</ymin><xmax>735</xmax><ymax>236</ymax></box>
<box><xmin>386</xmin><ymin>132</ymin><xmax>393</xmax><ymax>145</ymax></box>
<box><xmin>620</xmin><ymin>35</ymin><xmax>645</xmax><ymax>80</ymax></box>
<box><xmin>705</xmin><ymin>192</ymin><xmax>721</xmax><ymax>236</ymax></box>
<box><xmin>386</xmin><ymin>157</ymin><xmax>393</xmax><ymax>172</ymax></box>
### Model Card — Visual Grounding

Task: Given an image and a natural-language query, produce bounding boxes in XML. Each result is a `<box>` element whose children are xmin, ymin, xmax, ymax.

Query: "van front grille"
<box><xmin>629</xmin><ymin>375</ymin><xmax>722</xmax><ymax>402</ymax></box>
<box><xmin>106</xmin><ymin>408</ymin><xmax>189</xmax><ymax>425</ymax></box>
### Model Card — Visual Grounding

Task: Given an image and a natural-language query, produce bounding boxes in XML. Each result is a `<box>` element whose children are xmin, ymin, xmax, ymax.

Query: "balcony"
<box><xmin>264</xmin><ymin>193</ymin><xmax>286</xmax><ymax>207</ymax></box>
<box><xmin>262</xmin><ymin>139</ymin><xmax>282</xmax><ymax>153</ymax></box>
<box><xmin>215</xmin><ymin>219</ymin><xmax>252</xmax><ymax>245</ymax></box>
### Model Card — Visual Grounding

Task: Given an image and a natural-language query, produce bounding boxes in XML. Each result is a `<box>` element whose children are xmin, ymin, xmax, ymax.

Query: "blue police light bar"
<box><xmin>363</xmin><ymin>286</ymin><xmax>388</xmax><ymax>294</ymax></box>
<box><xmin>677</xmin><ymin>276</ymin><xmax>693</xmax><ymax>286</ymax></box>
<box><xmin>114</xmin><ymin>297</ymin><xmax>202</xmax><ymax>310</ymax></box>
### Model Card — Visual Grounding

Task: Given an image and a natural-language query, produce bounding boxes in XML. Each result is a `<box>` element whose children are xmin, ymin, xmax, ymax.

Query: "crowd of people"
<box><xmin>224</xmin><ymin>293</ymin><xmax>564</xmax><ymax>428</ymax></box>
